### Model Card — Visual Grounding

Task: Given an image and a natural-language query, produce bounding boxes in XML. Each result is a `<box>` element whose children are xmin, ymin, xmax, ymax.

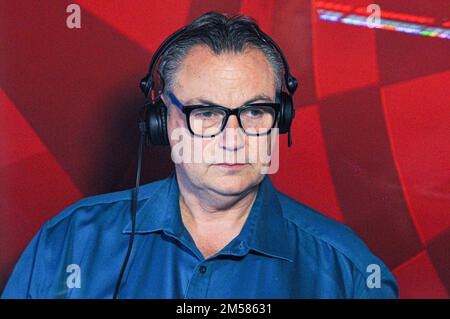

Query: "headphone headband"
<box><xmin>139</xmin><ymin>24</ymin><xmax>298</xmax><ymax>99</ymax></box>
<box><xmin>251</xmin><ymin>27</ymin><xmax>298</xmax><ymax>95</ymax></box>
<box><xmin>140</xmin><ymin>26</ymin><xmax>189</xmax><ymax>99</ymax></box>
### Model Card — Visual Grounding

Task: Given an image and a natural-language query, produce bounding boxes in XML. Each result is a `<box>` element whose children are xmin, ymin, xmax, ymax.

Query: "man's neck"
<box><xmin>176</xmin><ymin>172</ymin><xmax>258</xmax><ymax>219</ymax></box>
<box><xmin>175</xmin><ymin>172</ymin><xmax>259</xmax><ymax>258</ymax></box>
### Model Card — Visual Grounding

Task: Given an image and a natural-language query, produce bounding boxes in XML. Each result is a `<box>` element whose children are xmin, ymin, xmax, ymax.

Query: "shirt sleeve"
<box><xmin>1</xmin><ymin>224</ymin><xmax>47</xmax><ymax>299</ymax></box>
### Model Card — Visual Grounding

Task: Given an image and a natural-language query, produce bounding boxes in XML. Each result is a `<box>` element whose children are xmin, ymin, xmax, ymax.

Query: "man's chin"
<box><xmin>204</xmin><ymin>173</ymin><xmax>259</xmax><ymax>196</ymax></box>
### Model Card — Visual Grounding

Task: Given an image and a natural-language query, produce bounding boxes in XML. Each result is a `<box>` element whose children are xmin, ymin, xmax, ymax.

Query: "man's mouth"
<box><xmin>212</xmin><ymin>163</ymin><xmax>249</xmax><ymax>170</ymax></box>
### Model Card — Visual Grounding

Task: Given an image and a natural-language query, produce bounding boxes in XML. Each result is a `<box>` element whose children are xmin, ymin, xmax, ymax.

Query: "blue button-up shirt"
<box><xmin>2</xmin><ymin>173</ymin><xmax>398</xmax><ymax>298</ymax></box>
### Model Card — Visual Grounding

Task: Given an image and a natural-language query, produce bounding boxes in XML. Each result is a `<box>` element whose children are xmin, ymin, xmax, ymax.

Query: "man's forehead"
<box><xmin>182</xmin><ymin>94</ymin><xmax>274</xmax><ymax>106</ymax></box>
<box><xmin>172</xmin><ymin>46</ymin><xmax>277</xmax><ymax>105</ymax></box>
<box><xmin>178</xmin><ymin>46</ymin><xmax>274</xmax><ymax>80</ymax></box>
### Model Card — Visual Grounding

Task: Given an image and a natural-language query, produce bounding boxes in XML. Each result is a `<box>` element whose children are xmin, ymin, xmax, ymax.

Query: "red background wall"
<box><xmin>1</xmin><ymin>0</ymin><xmax>449</xmax><ymax>298</ymax></box>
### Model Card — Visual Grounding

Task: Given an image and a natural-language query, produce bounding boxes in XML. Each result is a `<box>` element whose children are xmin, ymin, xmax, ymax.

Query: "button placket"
<box><xmin>199</xmin><ymin>265</ymin><xmax>207</xmax><ymax>274</ymax></box>
<box><xmin>184</xmin><ymin>262</ymin><xmax>212</xmax><ymax>298</ymax></box>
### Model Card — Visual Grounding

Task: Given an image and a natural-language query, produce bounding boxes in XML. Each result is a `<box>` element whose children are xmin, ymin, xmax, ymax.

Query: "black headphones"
<box><xmin>138</xmin><ymin>25</ymin><xmax>298</xmax><ymax>147</ymax></box>
<box><xmin>113</xmin><ymin>23</ymin><xmax>298</xmax><ymax>299</ymax></box>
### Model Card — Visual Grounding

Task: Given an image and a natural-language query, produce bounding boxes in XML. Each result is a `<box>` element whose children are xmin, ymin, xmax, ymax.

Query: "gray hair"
<box><xmin>157</xmin><ymin>12</ymin><xmax>284</xmax><ymax>96</ymax></box>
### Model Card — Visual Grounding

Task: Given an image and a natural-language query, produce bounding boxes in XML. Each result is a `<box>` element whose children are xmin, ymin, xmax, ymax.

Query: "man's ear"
<box><xmin>160</xmin><ymin>93</ymin><xmax>166</xmax><ymax>104</ymax></box>
<box><xmin>160</xmin><ymin>94</ymin><xmax>170</xmax><ymax>114</ymax></box>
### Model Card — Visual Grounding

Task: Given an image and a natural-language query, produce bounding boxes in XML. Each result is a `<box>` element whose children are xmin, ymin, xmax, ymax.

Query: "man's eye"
<box><xmin>200</xmin><ymin>111</ymin><xmax>215</xmax><ymax>118</ymax></box>
<box><xmin>248</xmin><ymin>109</ymin><xmax>264</xmax><ymax>117</ymax></box>
<box><xmin>193</xmin><ymin>109</ymin><xmax>222</xmax><ymax>120</ymax></box>
<box><xmin>243</xmin><ymin>108</ymin><xmax>265</xmax><ymax>118</ymax></box>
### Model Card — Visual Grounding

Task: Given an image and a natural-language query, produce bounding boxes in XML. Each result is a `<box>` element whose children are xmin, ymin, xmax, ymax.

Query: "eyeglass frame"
<box><xmin>166</xmin><ymin>91</ymin><xmax>280</xmax><ymax>138</ymax></box>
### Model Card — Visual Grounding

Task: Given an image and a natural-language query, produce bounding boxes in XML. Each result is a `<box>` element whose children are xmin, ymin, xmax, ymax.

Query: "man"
<box><xmin>2</xmin><ymin>12</ymin><xmax>397</xmax><ymax>299</ymax></box>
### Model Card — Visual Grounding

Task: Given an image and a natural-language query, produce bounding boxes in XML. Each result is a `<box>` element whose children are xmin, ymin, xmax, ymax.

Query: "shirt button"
<box><xmin>199</xmin><ymin>265</ymin><xmax>207</xmax><ymax>274</ymax></box>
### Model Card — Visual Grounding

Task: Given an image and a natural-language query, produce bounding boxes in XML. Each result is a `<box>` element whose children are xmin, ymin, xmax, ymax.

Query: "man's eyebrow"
<box><xmin>184</xmin><ymin>94</ymin><xmax>274</xmax><ymax>106</ymax></box>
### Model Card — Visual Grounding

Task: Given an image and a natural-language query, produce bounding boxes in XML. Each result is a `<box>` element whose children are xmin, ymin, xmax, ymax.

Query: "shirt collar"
<box><xmin>123</xmin><ymin>173</ymin><xmax>294</xmax><ymax>262</ymax></box>
<box><xmin>122</xmin><ymin>172</ymin><xmax>185</xmax><ymax>236</ymax></box>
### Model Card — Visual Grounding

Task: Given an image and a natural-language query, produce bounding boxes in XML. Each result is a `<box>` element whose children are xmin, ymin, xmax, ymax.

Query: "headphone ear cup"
<box><xmin>278</xmin><ymin>92</ymin><xmax>295</xmax><ymax>134</ymax></box>
<box><xmin>147</xmin><ymin>98</ymin><xmax>169</xmax><ymax>145</ymax></box>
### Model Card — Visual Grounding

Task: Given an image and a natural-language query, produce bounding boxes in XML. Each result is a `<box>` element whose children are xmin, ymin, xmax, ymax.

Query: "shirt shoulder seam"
<box><xmin>283</xmin><ymin>214</ymin><xmax>377</xmax><ymax>278</ymax></box>
<box><xmin>44</xmin><ymin>180</ymin><xmax>167</xmax><ymax>230</ymax></box>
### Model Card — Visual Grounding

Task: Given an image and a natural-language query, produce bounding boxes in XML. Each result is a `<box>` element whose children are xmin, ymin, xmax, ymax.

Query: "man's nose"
<box><xmin>219</xmin><ymin>115</ymin><xmax>245</xmax><ymax>151</ymax></box>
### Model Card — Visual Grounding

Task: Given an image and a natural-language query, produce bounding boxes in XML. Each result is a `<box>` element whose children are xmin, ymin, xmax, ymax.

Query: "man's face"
<box><xmin>165</xmin><ymin>45</ymin><xmax>277</xmax><ymax>196</ymax></box>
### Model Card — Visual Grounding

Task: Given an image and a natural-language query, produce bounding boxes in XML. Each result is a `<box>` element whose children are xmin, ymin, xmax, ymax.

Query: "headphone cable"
<box><xmin>112</xmin><ymin>122</ymin><xmax>145</xmax><ymax>299</ymax></box>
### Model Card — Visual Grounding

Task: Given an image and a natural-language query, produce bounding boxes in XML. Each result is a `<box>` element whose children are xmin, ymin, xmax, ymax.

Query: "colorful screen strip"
<box><xmin>317</xmin><ymin>9</ymin><xmax>450</xmax><ymax>40</ymax></box>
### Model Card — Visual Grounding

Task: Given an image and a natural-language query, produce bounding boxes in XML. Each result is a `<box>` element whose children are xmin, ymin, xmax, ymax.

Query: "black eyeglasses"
<box><xmin>167</xmin><ymin>92</ymin><xmax>280</xmax><ymax>138</ymax></box>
